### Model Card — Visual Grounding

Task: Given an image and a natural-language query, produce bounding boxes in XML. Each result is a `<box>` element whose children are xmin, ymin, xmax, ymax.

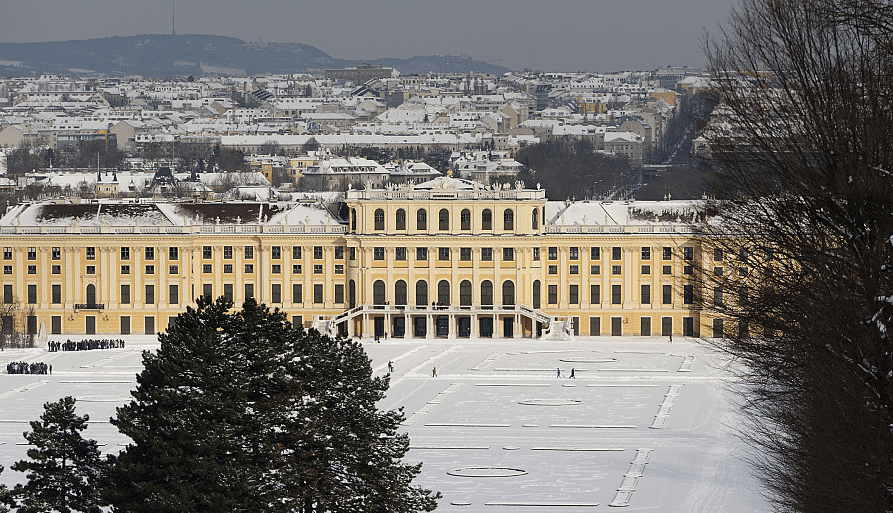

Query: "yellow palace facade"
<box><xmin>0</xmin><ymin>177</ymin><xmax>717</xmax><ymax>340</ymax></box>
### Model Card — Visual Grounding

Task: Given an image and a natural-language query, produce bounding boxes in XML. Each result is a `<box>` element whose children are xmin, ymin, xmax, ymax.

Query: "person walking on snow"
<box><xmin>432</xmin><ymin>367</ymin><xmax>437</xmax><ymax>377</ymax></box>
<box><xmin>388</xmin><ymin>360</ymin><xmax>394</xmax><ymax>373</ymax></box>
<box><xmin>556</xmin><ymin>367</ymin><xmax>561</xmax><ymax>378</ymax></box>
<box><xmin>569</xmin><ymin>368</ymin><xmax>575</xmax><ymax>379</ymax></box>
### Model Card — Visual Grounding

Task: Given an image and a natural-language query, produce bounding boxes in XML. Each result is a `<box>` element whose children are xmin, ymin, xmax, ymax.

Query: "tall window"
<box><xmin>569</xmin><ymin>284</ymin><xmax>579</xmax><ymax>305</ymax></box>
<box><xmin>86</xmin><ymin>284</ymin><xmax>96</xmax><ymax>305</ymax></box>
<box><xmin>169</xmin><ymin>247</ymin><xmax>179</xmax><ymax>260</ymax></box>
<box><xmin>374</xmin><ymin>209</ymin><xmax>385</xmax><ymax>230</ymax></box>
<box><xmin>533</xmin><ymin>280</ymin><xmax>541</xmax><ymax>309</ymax></box>
<box><xmin>611</xmin><ymin>285</ymin><xmax>622</xmax><ymax>304</ymax></box>
<box><xmin>437</xmin><ymin>280</ymin><xmax>450</xmax><ymax>305</ymax></box>
<box><xmin>145</xmin><ymin>284</ymin><xmax>155</xmax><ymax>304</ymax></box>
<box><xmin>271</xmin><ymin>284</ymin><xmax>282</xmax><ymax>304</ymax></box>
<box><xmin>439</xmin><ymin>209</ymin><xmax>449</xmax><ymax>230</ymax></box>
<box><xmin>459</xmin><ymin>280</ymin><xmax>472</xmax><ymax>306</ymax></box>
<box><xmin>120</xmin><ymin>284</ymin><xmax>130</xmax><ymax>304</ymax></box>
<box><xmin>373</xmin><ymin>280</ymin><xmax>386</xmax><ymax>305</ymax></box>
<box><xmin>481</xmin><ymin>209</ymin><xmax>492</xmax><ymax>230</ymax></box>
<box><xmin>460</xmin><ymin>209</ymin><xmax>471</xmax><ymax>230</ymax></box>
<box><xmin>395</xmin><ymin>280</ymin><xmax>407</xmax><ymax>306</ymax></box>
<box><xmin>481</xmin><ymin>280</ymin><xmax>493</xmax><ymax>306</ymax></box>
<box><xmin>503</xmin><ymin>209</ymin><xmax>514</xmax><ymax>230</ymax></box>
<box><xmin>502</xmin><ymin>280</ymin><xmax>515</xmax><ymax>306</ymax></box>
<box><xmin>641</xmin><ymin>284</ymin><xmax>651</xmax><ymax>304</ymax></box>
<box><xmin>415</xmin><ymin>280</ymin><xmax>428</xmax><ymax>306</ymax></box>
<box><xmin>416</xmin><ymin>209</ymin><xmax>427</xmax><ymax>230</ymax></box>
<box><xmin>395</xmin><ymin>209</ymin><xmax>406</xmax><ymax>230</ymax></box>
<box><xmin>532</xmin><ymin>208</ymin><xmax>539</xmax><ymax>230</ymax></box>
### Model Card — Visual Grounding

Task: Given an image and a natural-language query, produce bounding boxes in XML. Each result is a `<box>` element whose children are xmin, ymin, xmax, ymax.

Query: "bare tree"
<box><xmin>700</xmin><ymin>0</ymin><xmax>893</xmax><ymax>511</ymax></box>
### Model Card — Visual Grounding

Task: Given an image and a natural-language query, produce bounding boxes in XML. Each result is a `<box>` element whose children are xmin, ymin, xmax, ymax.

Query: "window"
<box><xmin>590</xmin><ymin>247</ymin><xmax>601</xmax><ymax>260</ymax></box>
<box><xmin>641</xmin><ymin>284</ymin><xmax>651</xmax><ymax>304</ymax></box>
<box><xmin>533</xmin><ymin>247</ymin><xmax>540</xmax><ymax>261</ymax></box>
<box><xmin>739</xmin><ymin>248</ymin><xmax>748</xmax><ymax>260</ymax></box>
<box><xmin>437</xmin><ymin>280</ymin><xmax>450</xmax><ymax>305</ymax></box>
<box><xmin>502</xmin><ymin>248</ymin><xmax>514</xmax><ymax>261</ymax></box>
<box><xmin>396</xmin><ymin>209</ymin><xmax>406</xmax><ymax>230</ymax></box>
<box><xmin>245</xmin><ymin>284</ymin><xmax>255</xmax><ymax>300</ymax></box>
<box><xmin>335</xmin><ymin>264</ymin><xmax>344</xmax><ymax>274</ymax></box>
<box><xmin>460</xmin><ymin>209</ymin><xmax>471</xmax><ymax>230</ymax></box>
<box><xmin>2</xmin><ymin>284</ymin><xmax>11</xmax><ymax>303</ymax></box>
<box><xmin>612</xmin><ymin>265</ymin><xmax>622</xmax><ymax>275</ymax></box>
<box><xmin>642</xmin><ymin>265</ymin><xmax>651</xmax><ymax>274</ymax></box>
<box><xmin>662</xmin><ymin>265</ymin><xmax>672</xmax><ymax>275</ymax></box>
<box><xmin>684</xmin><ymin>265</ymin><xmax>693</xmax><ymax>275</ymax></box>
<box><xmin>416</xmin><ymin>247</ymin><xmax>428</xmax><ymax>260</ymax></box>
<box><xmin>292</xmin><ymin>264</ymin><xmax>302</xmax><ymax>274</ymax></box>
<box><xmin>202</xmin><ymin>264</ymin><xmax>211</xmax><ymax>273</ymax></box>
<box><xmin>395</xmin><ymin>280</ymin><xmax>408</xmax><ymax>306</ymax></box>
<box><xmin>612</xmin><ymin>247</ymin><xmax>621</xmax><ymax>260</ymax></box>
<box><xmin>438</xmin><ymin>247</ymin><xmax>450</xmax><ymax>261</ymax></box>
<box><xmin>714</xmin><ymin>285</ymin><xmax>724</xmax><ymax>306</ymax></box>
<box><xmin>460</xmin><ymin>248</ymin><xmax>472</xmax><ymax>261</ymax></box>
<box><xmin>28</xmin><ymin>265</ymin><xmax>37</xmax><ymax>274</ymax></box>
<box><xmin>349</xmin><ymin>247</ymin><xmax>356</xmax><ymax>260</ymax></box>
<box><xmin>120</xmin><ymin>247</ymin><xmax>130</xmax><ymax>260</ymax></box>
<box><xmin>27</xmin><ymin>285</ymin><xmax>37</xmax><ymax>304</ymax></box>
<box><xmin>202</xmin><ymin>284</ymin><xmax>212</xmax><ymax>299</ymax></box>
<box><xmin>663</xmin><ymin>247</ymin><xmax>672</xmax><ymax>260</ymax></box>
<box><xmin>145</xmin><ymin>247</ymin><xmax>155</xmax><ymax>260</ymax></box>
<box><xmin>169</xmin><ymin>247</ymin><xmax>179</xmax><ymax>260</ymax></box>
<box><xmin>51</xmin><ymin>265</ymin><xmax>60</xmax><ymax>274</ymax></box>
<box><xmin>683</xmin><ymin>246</ymin><xmax>694</xmax><ymax>261</ymax></box>
<box><xmin>641</xmin><ymin>247</ymin><xmax>651</xmax><ymax>260</ymax></box>
<box><xmin>683</xmin><ymin>284</ymin><xmax>694</xmax><ymax>304</ymax></box>
<box><xmin>313</xmin><ymin>284</ymin><xmax>323</xmax><ymax>304</ymax></box>
<box><xmin>86</xmin><ymin>265</ymin><xmax>95</xmax><ymax>274</ymax></box>
<box><xmin>120</xmin><ymin>284</ymin><xmax>130</xmax><ymax>304</ymax></box>
<box><xmin>533</xmin><ymin>280</ymin><xmax>541</xmax><ymax>309</ymax></box>
<box><xmin>591</xmin><ymin>265</ymin><xmax>601</xmax><ymax>274</ymax></box>
<box><xmin>334</xmin><ymin>246</ymin><xmax>344</xmax><ymax>259</ymax></box>
<box><xmin>271</xmin><ymin>246</ymin><xmax>282</xmax><ymax>259</ymax></box>
<box><xmin>590</xmin><ymin>284</ymin><xmax>600</xmax><ymax>304</ymax></box>
<box><xmin>481</xmin><ymin>248</ymin><xmax>493</xmax><ymax>261</ymax></box>
<box><xmin>481</xmin><ymin>209</ymin><xmax>492</xmax><ymax>230</ymax></box>
<box><xmin>145</xmin><ymin>284</ymin><xmax>155</xmax><ymax>304</ymax></box>
<box><xmin>503</xmin><ymin>209</ymin><xmax>514</xmax><ymax>230</ymax></box>
<box><xmin>714</xmin><ymin>266</ymin><xmax>723</xmax><ymax>276</ymax></box>
<box><xmin>169</xmin><ymin>265</ymin><xmax>179</xmax><ymax>275</ymax></box>
<box><xmin>548</xmin><ymin>265</ymin><xmax>558</xmax><ymax>275</ymax></box>
<box><xmin>271</xmin><ymin>264</ymin><xmax>281</xmax><ymax>274</ymax></box>
<box><xmin>611</xmin><ymin>285</ymin><xmax>622</xmax><ymax>304</ymax></box>
<box><xmin>502</xmin><ymin>281</ymin><xmax>515</xmax><ymax>306</ymax></box>
<box><xmin>713</xmin><ymin>248</ymin><xmax>724</xmax><ymax>261</ymax></box>
<box><xmin>313</xmin><ymin>246</ymin><xmax>323</xmax><ymax>259</ymax></box>
<box><xmin>334</xmin><ymin>284</ymin><xmax>344</xmax><ymax>304</ymax></box>
<box><xmin>169</xmin><ymin>284</ymin><xmax>179</xmax><ymax>304</ymax></box>
<box><xmin>203</xmin><ymin>246</ymin><xmax>212</xmax><ymax>259</ymax></box>
<box><xmin>548</xmin><ymin>247</ymin><xmax>558</xmax><ymax>260</ymax></box>
<box><xmin>223</xmin><ymin>246</ymin><xmax>233</xmax><ymax>259</ymax></box>
<box><xmin>416</xmin><ymin>280</ymin><xmax>429</xmax><ymax>306</ymax></box>
<box><xmin>313</xmin><ymin>264</ymin><xmax>323</xmax><ymax>274</ymax></box>
<box><xmin>245</xmin><ymin>264</ymin><xmax>254</xmax><ymax>273</ymax></box>
<box><xmin>416</xmin><ymin>209</ymin><xmax>427</xmax><ymax>230</ymax></box>
<box><xmin>52</xmin><ymin>284</ymin><xmax>62</xmax><ymax>304</ymax></box>
<box><xmin>86</xmin><ymin>247</ymin><xmax>95</xmax><ymax>260</ymax></box>
<box><xmin>292</xmin><ymin>284</ymin><xmax>303</xmax><ymax>303</ymax></box>
<box><xmin>569</xmin><ymin>284</ymin><xmax>579</xmax><ymax>305</ymax></box>
<box><xmin>223</xmin><ymin>284</ymin><xmax>233</xmax><ymax>303</ymax></box>
<box><xmin>395</xmin><ymin>247</ymin><xmax>407</xmax><ymax>261</ymax></box>
<box><xmin>271</xmin><ymin>284</ymin><xmax>282</xmax><ymax>304</ymax></box>
<box><xmin>439</xmin><ymin>209</ymin><xmax>449</xmax><ymax>230</ymax></box>
<box><xmin>569</xmin><ymin>265</ymin><xmax>579</xmax><ymax>275</ymax></box>
<box><xmin>2</xmin><ymin>265</ymin><xmax>10</xmax><ymax>274</ymax></box>
<box><xmin>245</xmin><ymin>246</ymin><xmax>255</xmax><ymax>259</ymax></box>
<box><xmin>548</xmin><ymin>284</ymin><xmax>558</xmax><ymax>304</ymax></box>
<box><xmin>2</xmin><ymin>248</ymin><xmax>10</xmax><ymax>260</ymax></box>
<box><xmin>738</xmin><ymin>266</ymin><xmax>749</xmax><ymax>276</ymax></box>
<box><xmin>373</xmin><ymin>247</ymin><xmax>385</xmax><ymax>260</ymax></box>
<box><xmin>531</xmin><ymin>208</ymin><xmax>539</xmax><ymax>230</ymax></box>
<box><xmin>374</xmin><ymin>208</ymin><xmax>385</xmax><ymax>230</ymax></box>
<box><xmin>146</xmin><ymin>265</ymin><xmax>155</xmax><ymax>275</ymax></box>
<box><xmin>569</xmin><ymin>247</ymin><xmax>579</xmax><ymax>260</ymax></box>
<box><xmin>292</xmin><ymin>246</ymin><xmax>302</xmax><ymax>259</ymax></box>
<box><xmin>662</xmin><ymin>284</ymin><xmax>672</xmax><ymax>304</ymax></box>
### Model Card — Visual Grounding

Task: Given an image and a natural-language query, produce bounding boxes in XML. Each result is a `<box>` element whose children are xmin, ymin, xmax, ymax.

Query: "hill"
<box><xmin>0</xmin><ymin>34</ymin><xmax>511</xmax><ymax>77</ymax></box>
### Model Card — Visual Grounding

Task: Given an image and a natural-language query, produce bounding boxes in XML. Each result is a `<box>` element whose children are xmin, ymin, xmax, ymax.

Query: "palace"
<box><xmin>0</xmin><ymin>177</ymin><xmax>718</xmax><ymax>340</ymax></box>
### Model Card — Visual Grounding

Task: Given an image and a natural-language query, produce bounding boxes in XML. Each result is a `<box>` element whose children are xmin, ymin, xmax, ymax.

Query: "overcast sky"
<box><xmin>0</xmin><ymin>0</ymin><xmax>737</xmax><ymax>72</ymax></box>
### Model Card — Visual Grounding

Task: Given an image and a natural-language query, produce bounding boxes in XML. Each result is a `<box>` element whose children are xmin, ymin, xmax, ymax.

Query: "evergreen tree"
<box><xmin>11</xmin><ymin>396</ymin><xmax>106</xmax><ymax>513</ymax></box>
<box><xmin>109</xmin><ymin>297</ymin><xmax>440</xmax><ymax>512</ymax></box>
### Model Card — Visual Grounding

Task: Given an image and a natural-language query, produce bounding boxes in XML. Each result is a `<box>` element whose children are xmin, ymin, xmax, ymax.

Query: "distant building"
<box><xmin>325</xmin><ymin>62</ymin><xmax>394</xmax><ymax>85</ymax></box>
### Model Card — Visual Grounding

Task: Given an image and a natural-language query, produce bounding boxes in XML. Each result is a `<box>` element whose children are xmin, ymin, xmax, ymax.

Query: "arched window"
<box><xmin>416</xmin><ymin>209</ymin><xmax>427</xmax><ymax>231</ymax></box>
<box><xmin>415</xmin><ymin>280</ymin><xmax>428</xmax><ymax>307</ymax></box>
<box><xmin>532</xmin><ymin>280</ymin><xmax>541</xmax><ymax>309</ymax></box>
<box><xmin>502</xmin><ymin>280</ymin><xmax>515</xmax><ymax>306</ymax></box>
<box><xmin>395</xmin><ymin>280</ymin><xmax>407</xmax><ymax>306</ymax></box>
<box><xmin>395</xmin><ymin>209</ymin><xmax>406</xmax><ymax>231</ymax></box>
<box><xmin>374</xmin><ymin>209</ymin><xmax>385</xmax><ymax>231</ymax></box>
<box><xmin>437</xmin><ymin>280</ymin><xmax>450</xmax><ymax>306</ymax></box>
<box><xmin>531</xmin><ymin>208</ymin><xmax>539</xmax><ymax>230</ymax></box>
<box><xmin>349</xmin><ymin>280</ymin><xmax>356</xmax><ymax>308</ymax></box>
<box><xmin>481</xmin><ymin>209</ymin><xmax>492</xmax><ymax>230</ymax></box>
<box><xmin>373</xmin><ymin>280</ymin><xmax>386</xmax><ymax>305</ymax></box>
<box><xmin>86</xmin><ymin>284</ymin><xmax>97</xmax><ymax>306</ymax></box>
<box><xmin>504</xmin><ymin>209</ymin><xmax>514</xmax><ymax>230</ymax></box>
<box><xmin>439</xmin><ymin>208</ymin><xmax>449</xmax><ymax>231</ymax></box>
<box><xmin>459</xmin><ymin>280</ymin><xmax>472</xmax><ymax>306</ymax></box>
<box><xmin>481</xmin><ymin>280</ymin><xmax>493</xmax><ymax>307</ymax></box>
<box><xmin>351</xmin><ymin>208</ymin><xmax>357</xmax><ymax>231</ymax></box>
<box><xmin>460</xmin><ymin>209</ymin><xmax>471</xmax><ymax>231</ymax></box>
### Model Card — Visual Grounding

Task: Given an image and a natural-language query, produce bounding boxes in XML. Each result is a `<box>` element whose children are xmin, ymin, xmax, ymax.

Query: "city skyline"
<box><xmin>0</xmin><ymin>0</ymin><xmax>735</xmax><ymax>73</ymax></box>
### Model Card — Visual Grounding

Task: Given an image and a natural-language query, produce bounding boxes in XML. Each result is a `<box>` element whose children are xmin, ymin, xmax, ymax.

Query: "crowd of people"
<box><xmin>7</xmin><ymin>361</ymin><xmax>50</xmax><ymax>374</ymax></box>
<box><xmin>47</xmin><ymin>338</ymin><xmax>125</xmax><ymax>352</ymax></box>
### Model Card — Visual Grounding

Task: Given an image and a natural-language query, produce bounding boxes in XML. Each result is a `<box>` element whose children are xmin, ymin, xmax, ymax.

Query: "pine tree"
<box><xmin>11</xmin><ymin>396</ymin><xmax>106</xmax><ymax>513</ymax></box>
<box><xmin>108</xmin><ymin>297</ymin><xmax>440</xmax><ymax>512</ymax></box>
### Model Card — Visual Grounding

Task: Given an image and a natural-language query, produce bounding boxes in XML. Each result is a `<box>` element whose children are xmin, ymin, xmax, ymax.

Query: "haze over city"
<box><xmin>0</xmin><ymin>0</ymin><xmax>736</xmax><ymax>72</ymax></box>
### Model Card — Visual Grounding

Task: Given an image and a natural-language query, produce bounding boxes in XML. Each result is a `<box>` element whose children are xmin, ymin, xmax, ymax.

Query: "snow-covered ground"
<box><xmin>0</xmin><ymin>335</ymin><xmax>767</xmax><ymax>512</ymax></box>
